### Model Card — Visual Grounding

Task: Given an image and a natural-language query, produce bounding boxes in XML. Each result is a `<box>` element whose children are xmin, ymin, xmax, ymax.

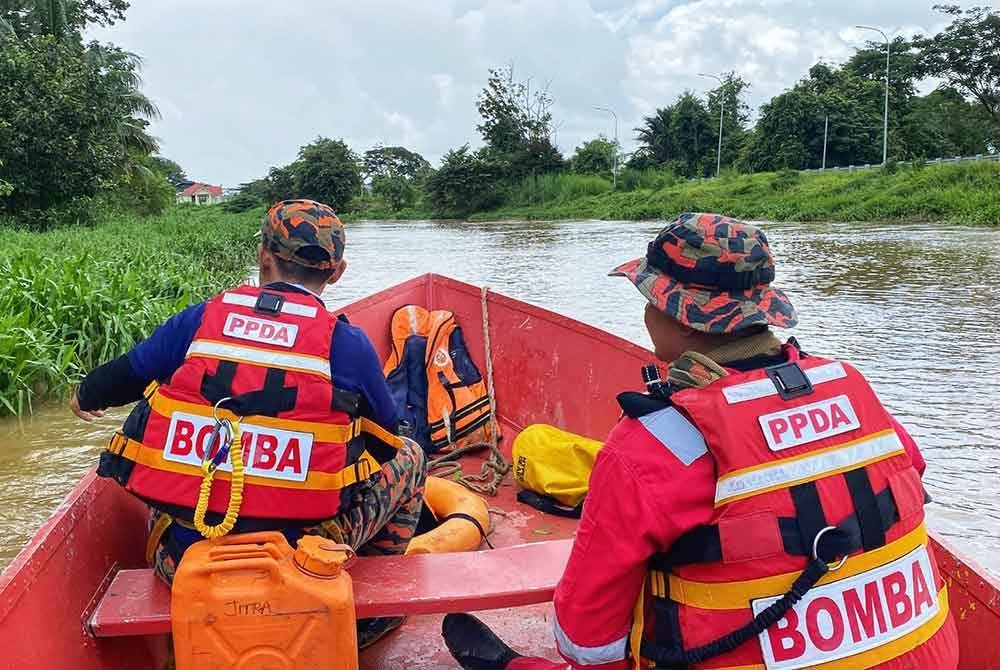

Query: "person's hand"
<box><xmin>70</xmin><ymin>388</ymin><xmax>105</xmax><ymax>422</ymax></box>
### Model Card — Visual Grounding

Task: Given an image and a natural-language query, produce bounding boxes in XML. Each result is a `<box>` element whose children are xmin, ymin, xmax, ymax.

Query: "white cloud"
<box><xmin>87</xmin><ymin>0</ymin><xmax>982</xmax><ymax>186</ymax></box>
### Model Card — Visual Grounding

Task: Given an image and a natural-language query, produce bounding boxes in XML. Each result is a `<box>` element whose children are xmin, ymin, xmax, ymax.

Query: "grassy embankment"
<box><xmin>0</xmin><ymin>206</ymin><xmax>259</xmax><ymax>416</ymax></box>
<box><xmin>474</xmin><ymin>161</ymin><xmax>1000</xmax><ymax>225</ymax></box>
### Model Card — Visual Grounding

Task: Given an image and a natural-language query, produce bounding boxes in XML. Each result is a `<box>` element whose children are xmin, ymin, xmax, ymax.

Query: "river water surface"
<box><xmin>1</xmin><ymin>219</ymin><xmax>998</xmax><ymax>574</ymax></box>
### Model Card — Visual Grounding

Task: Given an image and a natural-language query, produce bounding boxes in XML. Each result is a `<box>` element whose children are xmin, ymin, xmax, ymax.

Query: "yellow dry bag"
<box><xmin>512</xmin><ymin>424</ymin><xmax>603</xmax><ymax>518</ymax></box>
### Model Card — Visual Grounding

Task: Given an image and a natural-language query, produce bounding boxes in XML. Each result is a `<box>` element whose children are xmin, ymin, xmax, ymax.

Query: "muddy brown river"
<box><xmin>1</xmin><ymin>219</ymin><xmax>997</xmax><ymax>575</ymax></box>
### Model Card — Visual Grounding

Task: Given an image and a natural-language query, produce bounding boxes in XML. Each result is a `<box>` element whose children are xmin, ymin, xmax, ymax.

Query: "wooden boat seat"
<box><xmin>86</xmin><ymin>539</ymin><xmax>572</xmax><ymax>638</ymax></box>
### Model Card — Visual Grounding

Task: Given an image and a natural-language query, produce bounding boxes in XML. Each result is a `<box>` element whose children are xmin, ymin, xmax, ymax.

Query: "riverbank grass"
<box><xmin>475</xmin><ymin>161</ymin><xmax>1000</xmax><ymax>226</ymax></box>
<box><xmin>0</xmin><ymin>206</ymin><xmax>259</xmax><ymax>415</ymax></box>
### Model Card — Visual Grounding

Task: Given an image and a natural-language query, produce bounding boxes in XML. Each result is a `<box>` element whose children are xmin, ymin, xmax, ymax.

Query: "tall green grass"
<box><xmin>0</xmin><ymin>206</ymin><xmax>259</xmax><ymax>416</ymax></box>
<box><xmin>476</xmin><ymin>161</ymin><xmax>1000</xmax><ymax>226</ymax></box>
<box><xmin>507</xmin><ymin>173</ymin><xmax>614</xmax><ymax>205</ymax></box>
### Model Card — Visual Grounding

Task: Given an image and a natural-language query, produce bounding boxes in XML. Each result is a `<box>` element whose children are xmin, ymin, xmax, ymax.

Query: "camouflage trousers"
<box><xmin>149</xmin><ymin>438</ymin><xmax>427</xmax><ymax>584</ymax></box>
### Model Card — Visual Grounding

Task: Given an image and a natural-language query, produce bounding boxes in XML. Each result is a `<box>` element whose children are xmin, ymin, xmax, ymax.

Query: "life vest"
<box><xmin>98</xmin><ymin>285</ymin><xmax>404</xmax><ymax>529</ymax></box>
<box><xmin>632</xmin><ymin>345</ymin><xmax>954</xmax><ymax>670</ymax></box>
<box><xmin>383</xmin><ymin>305</ymin><xmax>495</xmax><ymax>453</ymax></box>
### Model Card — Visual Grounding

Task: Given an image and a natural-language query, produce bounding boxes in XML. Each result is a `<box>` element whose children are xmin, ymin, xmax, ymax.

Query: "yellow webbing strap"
<box><xmin>192</xmin><ymin>421</ymin><xmax>245</xmax><ymax>539</ymax></box>
<box><xmin>629</xmin><ymin>578</ymin><xmax>648</xmax><ymax>670</ymax></box>
<box><xmin>145</xmin><ymin>513</ymin><xmax>173</xmax><ymax>565</ymax></box>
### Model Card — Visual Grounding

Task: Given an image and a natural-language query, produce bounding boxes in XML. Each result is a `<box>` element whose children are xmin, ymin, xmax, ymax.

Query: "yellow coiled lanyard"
<box><xmin>192</xmin><ymin>397</ymin><xmax>246</xmax><ymax>539</ymax></box>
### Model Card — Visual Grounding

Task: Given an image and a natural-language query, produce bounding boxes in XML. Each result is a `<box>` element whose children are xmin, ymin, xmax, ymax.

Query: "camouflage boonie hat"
<box><xmin>610</xmin><ymin>212</ymin><xmax>797</xmax><ymax>334</ymax></box>
<box><xmin>261</xmin><ymin>199</ymin><xmax>345</xmax><ymax>270</ymax></box>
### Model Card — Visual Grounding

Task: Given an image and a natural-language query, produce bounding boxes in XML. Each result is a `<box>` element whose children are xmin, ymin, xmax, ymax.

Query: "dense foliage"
<box><xmin>571</xmin><ymin>136</ymin><xmax>618</xmax><ymax>175</ymax></box>
<box><xmin>482</xmin><ymin>160</ymin><xmax>1000</xmax><ymax>227</ymax></box>
<box><xmin>5</xmin><ymin>0</ymin><xmax>998</xmax><ymax>225</ymax></box>
<box><xmin>223</xmin><ymin>5</ymin><xmax>999</xmax><ymax>218</ymax></box>
<box><xmin>0</xmin><ymin>0</ymin><xmax>179</xmax><ymax>226</ymax></box>
<box><xmin>0</xmin><ymin>206</ymin><xmax>257</xmax><ymax>416</ymax></box>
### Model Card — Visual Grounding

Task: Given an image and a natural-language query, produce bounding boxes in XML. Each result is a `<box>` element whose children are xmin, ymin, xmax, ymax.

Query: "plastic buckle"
<box><xmin>765</xmin><ymin>362</ymin><xmax>814</xmax><ymax>400</ymax></box>
<box><xmin>254</xmin><ymin>291</ymin><xmax>285</xmax><ymax>316</ymax></box>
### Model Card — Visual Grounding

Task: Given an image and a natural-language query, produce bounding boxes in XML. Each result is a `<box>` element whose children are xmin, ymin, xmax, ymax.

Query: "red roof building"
<box><xmin>176</xmin><ymin>182</ymin><xmax>224</xmax><ymax>205</ymax></box>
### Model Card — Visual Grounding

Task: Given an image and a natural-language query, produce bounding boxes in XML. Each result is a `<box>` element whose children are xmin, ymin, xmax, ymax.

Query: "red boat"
<box><xmin>1</xmin><ymin>274</ymin><xmax>997</xmax><ymax>669</ymax></box>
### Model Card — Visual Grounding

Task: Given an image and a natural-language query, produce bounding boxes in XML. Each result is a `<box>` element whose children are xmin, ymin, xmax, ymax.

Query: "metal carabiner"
<box><xmin>813</xmin><ymin>525</ymin><xmax>849</xmax><ymax>572</ymax></box>
<box><xmin>212</xmin><ymin>396</ymin><xmax>233</xmax><ymax>423</ymax></box>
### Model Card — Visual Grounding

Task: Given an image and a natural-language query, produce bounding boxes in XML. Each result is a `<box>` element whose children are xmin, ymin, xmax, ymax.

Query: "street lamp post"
<box><xmin>856</xmin><ymin>25</ymin><xmax>891</xmax><ymax>165</ymax></box>
<box><xmin>822</xmin><ymin>114</ymin><xmax>829</xmax><ymax>170</ymax></box>
<box><xmin>699</xmin><ymin>73</ymin><xmax>725</xmax><ymax>177</ymax></box>
<box><xmin>594</xmin><ymin>106</ymin><xmax>619</xmax><ymax>188</ymax></box>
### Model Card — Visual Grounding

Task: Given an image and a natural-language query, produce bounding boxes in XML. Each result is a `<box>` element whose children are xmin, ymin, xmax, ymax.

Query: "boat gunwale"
<box><xmin>0</xmin><ymin>272</ymin><xmax>998</xmax><ymax>668</ymax></box>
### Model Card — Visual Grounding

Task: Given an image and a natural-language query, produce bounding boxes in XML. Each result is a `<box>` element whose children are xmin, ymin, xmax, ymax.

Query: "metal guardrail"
<box><xmin>801</xmin><ymin>153</ymin><xmax>1000</xmax><ymax>173</ymax></box>
<box><xmin>681</xmin><ymin>152</ymin><xmax>999</xmax><ymax>183</ymax></box>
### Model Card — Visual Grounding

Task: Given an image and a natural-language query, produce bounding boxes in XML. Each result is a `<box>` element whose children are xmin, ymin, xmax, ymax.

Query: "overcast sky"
<box><xmin>89</xmin><ymin>1</ymin><xmax>974</xmax><ymax>187</ymax></box>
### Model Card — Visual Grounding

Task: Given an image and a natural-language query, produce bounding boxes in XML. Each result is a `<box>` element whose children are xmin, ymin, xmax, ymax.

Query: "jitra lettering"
<box><xmin>755</xmin><ymin>547</ymin><xmax>939</xmax><ymax>670</ymax></box>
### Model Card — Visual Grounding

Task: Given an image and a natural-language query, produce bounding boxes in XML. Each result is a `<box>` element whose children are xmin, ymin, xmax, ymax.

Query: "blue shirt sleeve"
<box><xmin>127</xmin><ymin>302</ymin><xmax>206</xmax><ymax>383</ymax></box>
<box><xmin>330</xmin><ymin>321</ymin><xmax>399</xmax><ymax>430</ymax></box>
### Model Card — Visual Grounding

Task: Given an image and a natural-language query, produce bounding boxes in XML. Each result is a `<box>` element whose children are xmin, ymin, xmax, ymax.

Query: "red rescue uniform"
<box><xmin>511</xmin><ymin>346</ymin><xmax>957</xmax><ymax>670</ymax></box>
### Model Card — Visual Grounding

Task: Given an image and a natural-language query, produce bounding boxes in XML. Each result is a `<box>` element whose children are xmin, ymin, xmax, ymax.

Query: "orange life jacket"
<box><xmin>98</xmin><ymin>285</ymin><xmax>403</xmax><ymax>528</ymax></box>
<box><xmin>634</xmin><ymin>346</ymin><xmax>955</xmax><ymax>669</ymax></box>
<box><xmin>383</xmin><ymin>305</ymin><xmax>495</xmax><ymax>453</ymax></box>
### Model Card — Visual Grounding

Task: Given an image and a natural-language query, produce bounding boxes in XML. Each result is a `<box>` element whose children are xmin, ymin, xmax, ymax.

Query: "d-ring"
<box><xmin>813</xmin><ymin>526</ymin><xmax>849</xmax><ymax>572</ymax></box>
<box><xmin>212</xmin><ymin>397</ymin><xmax>233</xmax><ymax>423</ymax></box>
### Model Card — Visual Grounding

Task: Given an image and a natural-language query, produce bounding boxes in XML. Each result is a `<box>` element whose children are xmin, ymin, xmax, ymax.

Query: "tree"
<box><xmin>899</xmin><ymin>87</ymin><xmax>995</xmax><ymax>158</ymax></box>
<box><xmin>474</xmin><ymin>64</ymin><xmax>562</xmax><ymax>180</ymax></box>
<box><xmin>424</xmin><ymin>146</ymin><xmax>501</xmax><ymax>216</ymax></box>
<box><xmin>372</xmin><ymin>176</ymin><xmax>418</xmax><ymax>211</ymax></box>
<box><xmin>83</xmin><ymin>45</ymin><xmax>159</xmax><ymax>165</ymax></box>
<box><xmin>916</xmin><ymin>5</ymin><xmax>1000</xmax><ymax>122</ymax></box>
<box><xmin>741</xmin><ymin>63</ymin><xmax>886</xmax><ymax>171</ymax></box>
<box><xmin>0</xmin><ymin>35</ymin><xmax>158</xmax><ymax>213</ymax></box>
<box><xmin>264</xmin><ymin>165</ymin><xmax>297</xmax><ymax>203</ymax></box>
<box><xmin>476</xmin><ymin>64</ymin><xmax>554</xmax><ymax>154</ymax></box>
<box><xmin>362</xmin><ymin>145</ymin><xmax>431</xmax><ymax>211</ymax></box>
<box><xmin>706</xmin><ymin>72</ymin><xmax>751</xmax><ymax>171</ymax></box>
<box><xmin>668</xmin><ymin>93</ymin><xmax>714</xmax><ymax>176</ymax></box>
<box><xmin>149</xmin><ymin>155</ymin><xmax>187</xmax><ymax>186</ymax></box>
<box><xmin>1</xmin><ymin>0</ymin><xmax>129</xmax><ymax>39</ymax></box>
<box><xmin>571</xmin><ymin>136</ymin><xmax>617</xmax><ymax>174</ymax></box>
<box><xmin>362</xmin><ymin>145</ymin><xmax>431</xmax><ymax>183</ymax></box>
<box><xmin>292</xmin><ymin>137</ymin><xmax>361</xmax><ymax>211</ymax></box>
<box><xmin>635</xmin><ymin>107</ymin><xmax>674</xmax><ymax>166</ymax></box>
<box><xmin>634</xmin><ymin>92</ymin><xmax>714</xmax><ymax>177</ymax></box>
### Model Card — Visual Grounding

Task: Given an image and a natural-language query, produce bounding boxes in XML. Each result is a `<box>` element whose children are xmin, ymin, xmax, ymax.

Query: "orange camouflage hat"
<box><xmin>610</xmin><ymin>212</ymin><xmax>797</xmax><ymax>334</ymax></box>
<box><xmin>261</xmin><ymin>199</ymin><xmax>345</xmax><ymax>270</ymax></box>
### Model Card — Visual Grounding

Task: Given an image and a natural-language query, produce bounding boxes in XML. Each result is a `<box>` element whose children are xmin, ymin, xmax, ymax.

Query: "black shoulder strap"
<box><xmin>617</xmin><ymin>391</ymin><xmax>671</xmax><ymax>419</ymax></box>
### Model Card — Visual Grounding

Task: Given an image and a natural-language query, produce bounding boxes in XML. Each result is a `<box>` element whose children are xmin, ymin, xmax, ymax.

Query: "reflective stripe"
<box><xmin>638</xmin><ymin>407</ymin><xmax>707</xmax><ymax>466</ymax></box>
<box><xmin>147</xmin><ymin>391</ymin><xmax>405</xmax><ymax>450</ymax></box>
<box><xmin>715</xmin><ymin>429</ymin><xmax>903</xmax><ymax>506</ymax></box>
<box><xmin>222</xmin><ymin>292</ymin><xmax>318</xmax><ymax>318</ymax></box>
<box><xmin>186</xmin><ymin>339</ymin><xmax>331</xmax><ymax>378</ymax></box>
<box><xmin>722</xmin><ymin>362</ymin><xmax>847</xmax><ymax>404</ymax></box>
<box><xmin>553</xmin><ymin>613</ymin><xmax>628</xmax><ymax>666</ymax></box>
<box><xmin>118</xmin><ymin>434</ymin><xmax>382</xmax><ymax>492</ymax></box>
<box><xmin>668</xmin><ymin>522</ymin><xmax>929</xmax><ymax>610</ymax></box>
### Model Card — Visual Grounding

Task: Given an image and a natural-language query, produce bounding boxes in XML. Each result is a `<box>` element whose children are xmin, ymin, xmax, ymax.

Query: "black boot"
<box><xmin>442</xmin><ymin>613</ymin><xmax>522</xmax><ymax>670</ymax></box>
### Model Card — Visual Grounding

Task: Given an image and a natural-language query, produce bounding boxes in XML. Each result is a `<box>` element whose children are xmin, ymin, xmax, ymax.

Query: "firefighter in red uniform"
<box><xmin>72</xmin><ymin>199</ymin><xmax>423</xmax><ymax>646</ymax></box>
<box><xmin>443</xmin><ymin>213</ymin><xmax>959</xmax><ymax>669</ymax></box>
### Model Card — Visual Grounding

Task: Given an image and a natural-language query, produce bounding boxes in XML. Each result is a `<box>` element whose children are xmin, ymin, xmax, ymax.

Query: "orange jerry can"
<box><xmin>171</xmin><ymin>531</ymin><xmax>358</xmax><ymax>670</ymax></box>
